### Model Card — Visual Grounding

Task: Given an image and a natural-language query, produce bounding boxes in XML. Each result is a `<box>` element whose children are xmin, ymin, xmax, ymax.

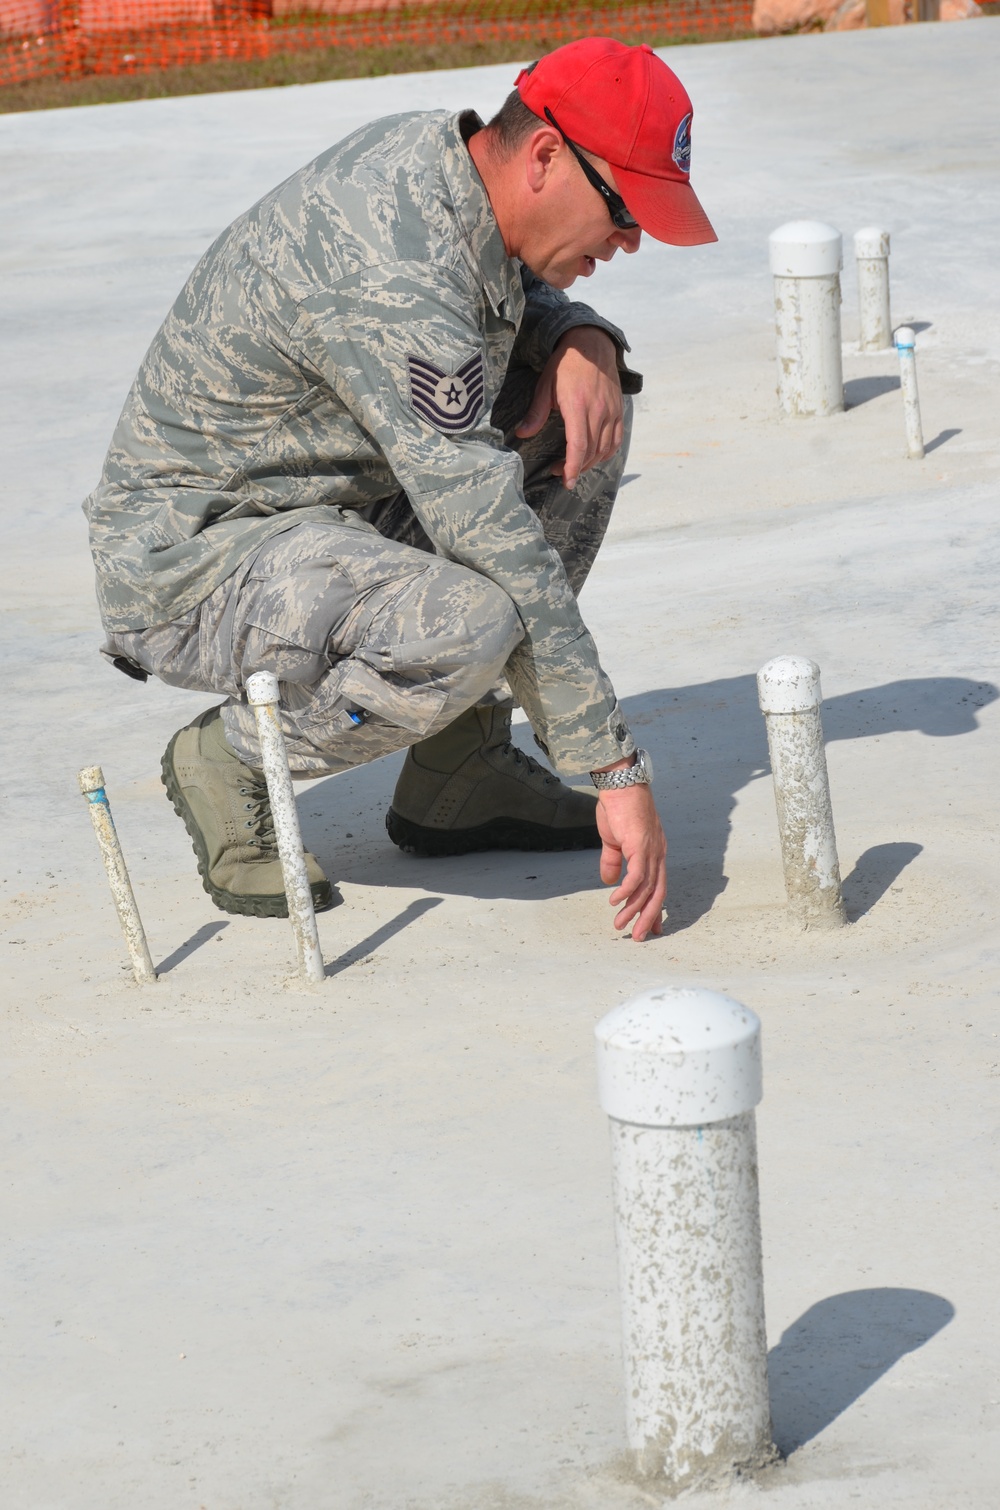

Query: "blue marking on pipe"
<box><xmin>85</xmin><ymin>788</ymin><xmax>108</xmax><ymax>804</ymax></box>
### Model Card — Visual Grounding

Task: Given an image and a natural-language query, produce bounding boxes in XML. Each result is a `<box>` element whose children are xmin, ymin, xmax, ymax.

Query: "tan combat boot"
<box><xmin>161</xmin><ymin>705</ymin><xmax>333</xmax><ymax>918</ymax></box>
<box><xmin>386</xmin><ymin>705</ymin><xmax>600</xmax><ymax>856</ymax></box>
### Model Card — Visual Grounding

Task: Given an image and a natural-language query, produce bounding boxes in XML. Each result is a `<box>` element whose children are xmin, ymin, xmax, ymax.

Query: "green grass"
<box><xmin>0</xmin><ymin>28</ymin><xmax>752</xmax><ymax>114</ymax></box>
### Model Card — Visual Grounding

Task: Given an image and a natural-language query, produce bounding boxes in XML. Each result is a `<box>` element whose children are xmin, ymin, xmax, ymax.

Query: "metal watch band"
<box><xmin>590</xmin><ymin>748</ymin><xmax>653</xmax><ymax>790</ymax></box>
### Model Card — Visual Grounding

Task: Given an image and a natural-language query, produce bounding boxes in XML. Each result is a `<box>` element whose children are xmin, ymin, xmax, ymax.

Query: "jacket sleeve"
<box><xmin>291</xmin><ymin>259</ymin><xmax>635</xmax><ymax>775</ymax></box>
<box><xmin>513</xmin><ymin>267</ymin><xmax>643</xmax><ymax>394</ymax></box>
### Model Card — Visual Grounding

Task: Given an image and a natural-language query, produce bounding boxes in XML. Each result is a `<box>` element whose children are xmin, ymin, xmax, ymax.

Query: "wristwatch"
<box><xmin>590</xmin><ymin>747</ymin><xmax>654</xmax><ymax>791</ymax></box>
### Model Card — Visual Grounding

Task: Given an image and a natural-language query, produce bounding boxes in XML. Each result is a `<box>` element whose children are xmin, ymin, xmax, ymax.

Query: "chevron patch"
<box><xmin>408</xmin><ymin>351</ymin><xmax>485</xmax><ymax>433</ymax></box>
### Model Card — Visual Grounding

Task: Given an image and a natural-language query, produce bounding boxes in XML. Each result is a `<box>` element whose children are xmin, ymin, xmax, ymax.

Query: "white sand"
<box><xmin>2</xmin><ymin>22</ymin><xmax>999</xmax><ymax>1507</ymax></box>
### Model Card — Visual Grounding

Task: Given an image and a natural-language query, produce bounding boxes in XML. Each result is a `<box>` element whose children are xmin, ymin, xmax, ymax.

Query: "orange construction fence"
<box><xmin>0</xmin><ymin>0</ymin><xmax>753</xmax><ymax>90</ymax></box>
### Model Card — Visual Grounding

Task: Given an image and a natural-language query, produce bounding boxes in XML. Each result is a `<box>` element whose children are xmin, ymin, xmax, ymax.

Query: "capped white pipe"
<box><xmin>854</xmin><ymin>227</ymin><xmax>892</xmax><ymax>352</ymax></box>
<box><xmin>769</xmin><ymin>221</ymin><xmax>844</xmax><ymax>417</ymax></box>
<box><xmin>757</xmin><ymin>656</ymin><xmax>846</xmax><ymax>929</ymax></box>
<box><xmin>894</xmin><ymin>326</ymin><xmax>925</xmax><ymax>460</ymax></box>
<box><xmin>78</xmin><ymin>765</ymin><xmax>156</xmax><ymax>984</ymax></box>
<box><xmin>595</xmin><ymin>987</ymin><xmax>774</xmax><ymax>1491</ymax></box>
<box><xmin>246</xmin><ymin>671</ymin><xmax>325</xmax><ymax>985</ymax></box>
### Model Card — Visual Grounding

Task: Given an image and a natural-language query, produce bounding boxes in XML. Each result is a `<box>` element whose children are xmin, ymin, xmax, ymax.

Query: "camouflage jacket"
<box><xmin>84</xmin><ymin>109</ymin><xmax>639</xmax><ymax>773</ymax></box>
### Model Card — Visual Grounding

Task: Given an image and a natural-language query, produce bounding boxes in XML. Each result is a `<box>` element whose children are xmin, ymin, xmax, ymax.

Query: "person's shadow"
<box><xmin>300</xmin><ymin>674</ymin><xmax>996</xmax><ymax>929</ymax></box>
<box><xmin>768</xmin><ymin>1288</ymin><xmax>954</xmax><ymax>1454</ymax></box>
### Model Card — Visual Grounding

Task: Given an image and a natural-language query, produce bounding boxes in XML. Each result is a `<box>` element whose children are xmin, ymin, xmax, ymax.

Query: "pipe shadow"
<box><xmin>924</xmin><ymin>428</ymin><xmax>962</xmax><ymax>455</ymax></box>
<box><xmin>768</xmin><ymin>1288</ymin><xmax>954</xmax><ymax>1454</ymax></box>
<box><xmin>303</xmin><ymin>674</ymin><xmax>996</xmax><ymax>920</ymax></box>
<box><xmin>325</xmin><ymin>896</ymin><xmax>443</xmax><ymax>978</ymax></box>
<box><xmin>628</xmin><ymin>673</ymin><xmax>996</xmax><ymax>930</ymax></box>
<box><xmin>841</xmin><ymin>841</ymin><xmax>923</xmax><ymax>921</ymax></box>
<box><xmin>844</xmin><ymin>374</ymin><xmax>900</xmax><ymax>408</ymax></box>
<box><xmin>157</xmin><ymin>919</ymin><xmax>228</xmax><ymax>974</ymax></box>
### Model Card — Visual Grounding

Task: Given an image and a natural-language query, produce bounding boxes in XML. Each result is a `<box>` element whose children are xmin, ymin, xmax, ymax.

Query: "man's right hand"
<box><xmin>595</xmin><ymin>783</ymin><xmax>667</xmax><ymax>942</ymax></box>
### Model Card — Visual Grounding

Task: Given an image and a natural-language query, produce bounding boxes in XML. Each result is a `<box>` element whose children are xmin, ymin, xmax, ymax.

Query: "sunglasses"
<box><xmin>544</xmin><ymin>107</ymin><xmax>640</xmax><ymax>232</ymax></box>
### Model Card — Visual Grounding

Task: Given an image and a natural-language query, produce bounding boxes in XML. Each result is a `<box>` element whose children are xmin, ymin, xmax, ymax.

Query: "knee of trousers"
<box><xmin>223</xmin><ymin>569</ymin><xmax>525</xmax><ymax>774</ymax></box>
<box><xmin>442</xmin><ymin>577</ymin><xmax>523</xmax><ymax>703</ymax></box>
<box><xmin>409</xmin><ymin>583</ymin><xmax>521</xmax><ymax>745</ymax></box>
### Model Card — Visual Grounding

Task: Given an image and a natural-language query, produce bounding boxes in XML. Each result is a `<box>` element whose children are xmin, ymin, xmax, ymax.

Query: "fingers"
<box><xmin>557</xmin><ymin>405</ymin><xmax>623</xmax><ymax>489</ymax></box>
<box><xmin>596</xmin><ymin>788</ymin><xmax>668</xmax><ymax>942</ymax></box>
<box><xmin>514</xmin><ymin>369</ymin><xmax>555</xmax><ymax>441</ymax></box>
<box><xmin>561</xmin><ymin>423</ymin><xmax>589</xmax><ymax>492</ymax></box>
<box><xmin>609</xmin><ymin>854</ymin><xmax>667</xmax><ymax>941</ymax></box>
<box><xmin>523</xmin><ymin>331</ymin><xmax>625</xmax><ymax>488</ymax></box>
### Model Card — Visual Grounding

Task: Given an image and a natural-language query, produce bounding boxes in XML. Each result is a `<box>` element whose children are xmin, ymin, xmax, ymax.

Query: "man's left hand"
<box><xmin>515</xmin><ymin>327</ymin><xmax>623</xmax><ymax>491</ymax></box>
<box><xmin>595</xmin><ymin>783</ymin><xmax>667</xmax><ymax>942</ymax></box>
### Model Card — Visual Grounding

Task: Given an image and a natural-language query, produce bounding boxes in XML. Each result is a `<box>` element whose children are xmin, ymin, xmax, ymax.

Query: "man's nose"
<box><xmin>609</xmin><ymin>226</ymin><xmax>642</xmax><ymax>256</ymax></box>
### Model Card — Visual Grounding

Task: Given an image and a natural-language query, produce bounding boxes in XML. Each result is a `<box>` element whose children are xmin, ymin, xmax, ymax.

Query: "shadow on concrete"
<box><xmin>924</xmin><ymin>427</ymin><xmax>962</xmax><ymax>455</ymax></box>
<box><xmin>325</xmin><ymin>896</ymin><xmax>442</xmax><ymax>978</ymax></box>
<box><xmin>768</xmin><ymin>1288</ymin><xmax>954</xmax><ymax>1454</ymax></box>
<box><xmin>841</xmin><ymin>841</ymin><xmax>923</xmax><ymax>921</ymax></box>
<box><xmin>844</xmin><ymin>374</ymin><xmax>900</xmax><ymax>408</ymax></box>
<box><xmin>304</xmin><ymin>674</ymin><xmax>996</xmax><ymax>924</ymax></box>
<box><xmin>157</xmin><ymin>919</ymin><xmax>228</xmax><ymax>973</ymax></box>
<box><xmin>622</xmin><ymin>672</ymin><xmax>996</xmax><ymax>930</ymax></box>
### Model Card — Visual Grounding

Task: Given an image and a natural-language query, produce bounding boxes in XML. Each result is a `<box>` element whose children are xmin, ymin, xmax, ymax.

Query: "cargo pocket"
<box><xmin>335</xmin><ymin>658</ymin><xmax>448</xmax><ymax>736</ymax></box>
<box><xmin>236</xmin><ymin>557</ymin><xmax>360</xmax><ymax>688</ymax></box>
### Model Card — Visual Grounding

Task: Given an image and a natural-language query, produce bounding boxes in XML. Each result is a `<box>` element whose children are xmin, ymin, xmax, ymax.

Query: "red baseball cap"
<box><xmin>516</xmin><ymin>38</ymin><xmax>717</xmax><ymax>247</ymax></box>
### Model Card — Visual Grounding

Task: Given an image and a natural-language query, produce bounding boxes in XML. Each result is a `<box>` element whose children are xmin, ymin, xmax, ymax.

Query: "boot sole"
<box><xmin>161</xmin><ymin>730</ymin><xmax>334</xmax><ymax>919</ymax></box>
<box><xmin>385</xmin><ymin>807</ymin><xmax>601</xmax><ymax>858</ymax></box>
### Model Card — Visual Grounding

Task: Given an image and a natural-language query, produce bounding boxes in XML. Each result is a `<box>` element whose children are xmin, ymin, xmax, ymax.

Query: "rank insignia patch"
<box><xmin>408</xmin><ymin>352</ymin><xmax>485</xmax><ymax>433</ymax></box>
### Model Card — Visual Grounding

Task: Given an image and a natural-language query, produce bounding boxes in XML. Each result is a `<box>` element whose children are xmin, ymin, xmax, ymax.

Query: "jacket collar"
<box><xmin>442</xmin><ymin>111</ymin><xmax>524</xmax><ymax>324</ymax></box>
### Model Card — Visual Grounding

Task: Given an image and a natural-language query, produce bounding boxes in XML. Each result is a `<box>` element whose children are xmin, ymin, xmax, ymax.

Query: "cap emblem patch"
<box><xmin>408</xmin><ymin>352</ymin><xmax>485</xmax><ymax>433</ymax></box>
<box><xmin>672</xmin><ymin>112</ymin><xmax>692</xmax><ymax>176</ymax></box>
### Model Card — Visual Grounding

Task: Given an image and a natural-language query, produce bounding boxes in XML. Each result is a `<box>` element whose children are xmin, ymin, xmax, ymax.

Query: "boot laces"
<box><xmin>239</xmin><ymin>776</ymin><xmax>277</xmax><ymax>852</ymax></box>
<box><xmin>501</xmin><ymin>739</ymin><xmax>557</xmax><ymax>786</ymax></box>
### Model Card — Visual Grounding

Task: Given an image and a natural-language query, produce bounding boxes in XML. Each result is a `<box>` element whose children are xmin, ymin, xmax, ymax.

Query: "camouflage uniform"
<box><xmin>86</xmin><ymin>109</ymin><xmax>640</xmax><ymax>776</ymax></box>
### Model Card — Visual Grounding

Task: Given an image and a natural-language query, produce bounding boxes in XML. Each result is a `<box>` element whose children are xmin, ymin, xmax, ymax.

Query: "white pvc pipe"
<box><xmin>246</xmin><ymin>671</ymin><xmax>325</xmax><ymax>985</ymax></box>
<box><xmin>854</xmin><ymin>227</ymin><xmax>892</xmax><ymax>352</ymax></box>
<box><xmin>78</xmin><ymin>765</ymin><xmax>157</xmax><ymax>984</ymax></box>
<box><xmin>757</xmin><ymin>656</ymin><xmax>846</xmax><ymax>929</ymax></box>
<box><xmin>595</xmin><ymin>987</ymin><xmax>775</xmax><ymax>1492</ymax></box>
<box><xmin>895</xmin><ymin>326</ymin><xmax>925</xmax><ymax>460</ymax></box>
<box><xmin>769</xmin><ymin>221</ymin><xmax>844</xmax><ymax>417</ymax></box>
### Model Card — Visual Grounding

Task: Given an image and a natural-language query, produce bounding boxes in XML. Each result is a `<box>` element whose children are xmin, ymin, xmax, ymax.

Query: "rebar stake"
<box><xmin>246</xmin><ymin>671</ymin><xmax>325</xmax><ymax>985</ymax></box>
<box><xmin>78</xmin><ymin>765</ymin><xmax>157</xmax><ymax>984</ymax></box>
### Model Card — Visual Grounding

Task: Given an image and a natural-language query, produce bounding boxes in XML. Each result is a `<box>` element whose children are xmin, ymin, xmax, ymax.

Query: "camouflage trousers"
<box><xmin>105</xmin><ymin>372</ymin><xmax>632</xmax><ymax>776</ymax></box>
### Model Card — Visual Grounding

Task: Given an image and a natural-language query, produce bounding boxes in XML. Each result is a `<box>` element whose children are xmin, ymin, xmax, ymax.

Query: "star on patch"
<box><xmin>408</xmin><ymin>352</ymin><xmax>485</xmax><ymax>433</ymax></box>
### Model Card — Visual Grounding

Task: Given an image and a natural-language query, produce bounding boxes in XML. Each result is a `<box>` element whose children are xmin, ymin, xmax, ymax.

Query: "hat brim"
<box><xmin>613</xmin><ymin>166</ymin><xmax>718</xmax><ymax>247</ymax></box>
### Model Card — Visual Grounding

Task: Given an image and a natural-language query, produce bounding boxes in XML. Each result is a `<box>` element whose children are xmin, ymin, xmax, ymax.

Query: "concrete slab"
<box><xmin>2</xmin><ymin>22</ymin><xmax>999</xmax><ymax>1509</ymax></box>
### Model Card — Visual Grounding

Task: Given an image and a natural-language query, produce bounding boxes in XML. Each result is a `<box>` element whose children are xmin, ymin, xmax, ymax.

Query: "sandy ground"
<box><xmin>2</xmin><ymin>21</ymin><xmax>999</xmax><ymax>1510</ymax></box>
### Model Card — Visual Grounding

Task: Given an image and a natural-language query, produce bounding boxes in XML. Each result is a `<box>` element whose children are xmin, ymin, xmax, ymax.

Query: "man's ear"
<box><xmin>523</xmin><ymin>126</ymin><xmax>563</xmax><ymax>193</ymax></box>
